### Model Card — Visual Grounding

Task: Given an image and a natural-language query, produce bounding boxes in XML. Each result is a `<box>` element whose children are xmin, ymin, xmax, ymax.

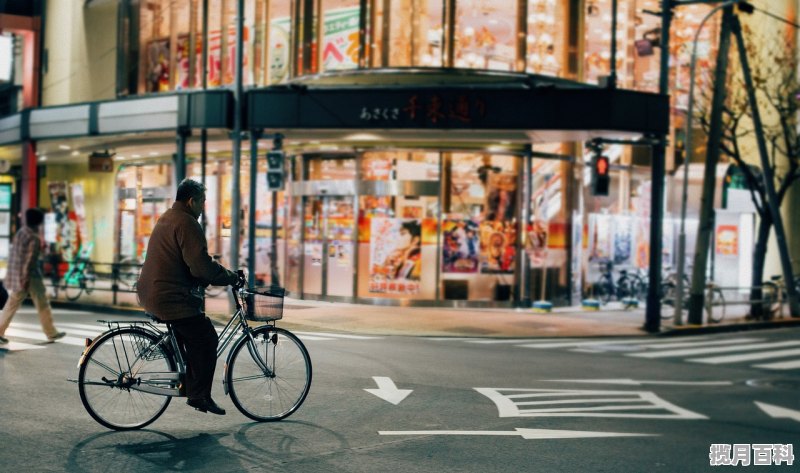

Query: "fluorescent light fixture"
<box><xmin>344</xmin><ymin>133</ymin><xmax>382</xmax><ymax>141</ymax></box>
<box><xmin>38</xmin><ymin>156</ymin><xmax>47</xmax><ymax>162</ymax></box>
<box><xmin>71</xmin><ymin>151</ymin><xmax>79</xmax><ymax>156</ymax></box>
<box><xmin>132</xmin><ymin>154</ymin><xmax>141</xmax><ymax>158</ymax></box>
<box><xmin>59</xmin><ymin>144</ymin><xmax>71</xmax><ymax>150</ymax></box>
<box><xmin>149</xmin><ymin>151</ymin><xmax>159</xmax><ymax>156</ymax></box>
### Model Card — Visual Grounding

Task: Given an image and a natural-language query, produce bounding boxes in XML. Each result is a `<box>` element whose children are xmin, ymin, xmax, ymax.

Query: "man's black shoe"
<box><xmin>187</xmin><ymin>397</ymin><xmax>226</xmax><ymax>415</ymax></box>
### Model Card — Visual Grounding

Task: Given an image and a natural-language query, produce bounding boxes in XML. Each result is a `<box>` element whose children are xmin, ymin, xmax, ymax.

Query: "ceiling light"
<box><xmin>149</xmin><ymin>151</ymin><xmax>159</xmax><ymax>156</ymax></box>
<box><xmin>59</xmin><ymin>144</ymin><xmax>71</xmax><ymax>150</ymax></box>
<box><xmin>39</xmin><ymin>156</ymin><xmax>47</xmax><ymax>162</ymax></box>
<box><xmin>132</xmin><ymin>154</ymin><xmax>141</xmax><ymax>158</ymax></box>
<box><xmin>71</xmin><ymin>151</ymin><xmax>80</xmax><ymax>156</ymax></box>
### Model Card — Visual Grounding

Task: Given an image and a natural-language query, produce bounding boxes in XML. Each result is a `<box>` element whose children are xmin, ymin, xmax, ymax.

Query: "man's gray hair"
<box><xmin>176</xmin><ymin>178</ymin><xmax>206</xmax><ymax>202</ymax></box>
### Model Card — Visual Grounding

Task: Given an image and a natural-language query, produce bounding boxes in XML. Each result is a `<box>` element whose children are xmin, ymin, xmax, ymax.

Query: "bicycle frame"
<box><xmin>79</xmin><ymin>287</ymin><xmax>274</xmax><ymax>398</ymax></box>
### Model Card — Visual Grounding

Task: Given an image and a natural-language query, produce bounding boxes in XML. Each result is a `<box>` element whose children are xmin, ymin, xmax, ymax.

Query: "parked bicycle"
<box><xmin>76</xmin><ymin>272</ymin><xmax>311</xmax><ymax>430</ymax></box>
<box><xmin>60</xmin><ymin>243</ymin><xmax>97</xmax><ymax>301</ymax></box>
<box><xmin>591</xmin><ymin>261</ymin><xmax>637</xmax><ymax>305</ymax></box>
<box><xmin>760</xmin><ymin>274</ymin><xmax>800</xmax><ymax>319</ymax></box>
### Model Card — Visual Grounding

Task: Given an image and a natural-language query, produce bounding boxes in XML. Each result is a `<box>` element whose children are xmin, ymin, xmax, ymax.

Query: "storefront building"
<box><xmin>1</xmin><ymin>0</ymin><xmax>796</xmax><ymax>308</ymax></box>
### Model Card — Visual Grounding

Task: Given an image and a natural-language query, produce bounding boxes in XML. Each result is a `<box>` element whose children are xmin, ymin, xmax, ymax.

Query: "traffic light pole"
<box><xmin>247</xmin><ymin>129</ymin><xmax>262</xmax><ymax>288</ymax></box>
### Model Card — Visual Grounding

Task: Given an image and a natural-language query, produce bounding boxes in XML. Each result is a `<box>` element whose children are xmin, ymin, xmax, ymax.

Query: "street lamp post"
<box><xmin>674</xmin><ymin>0</ymin><xmax>742</xmax><ymax>324</ymax></box>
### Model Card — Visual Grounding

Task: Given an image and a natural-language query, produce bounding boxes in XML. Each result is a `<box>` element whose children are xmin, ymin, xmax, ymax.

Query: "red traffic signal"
<box><xmin>591</xmin><ymin>155</ymin><xmax>610</xmax><ymax>196</ymax></box>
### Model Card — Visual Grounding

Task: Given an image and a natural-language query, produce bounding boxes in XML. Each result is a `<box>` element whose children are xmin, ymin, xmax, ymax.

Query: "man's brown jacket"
<box><xmin>137</xmin><ymin>201</ymin><xmax>237</xmax><ymax>321</ymax></box>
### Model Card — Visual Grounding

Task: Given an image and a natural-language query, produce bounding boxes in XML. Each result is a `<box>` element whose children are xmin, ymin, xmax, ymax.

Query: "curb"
<box><xmin>658</xmin><ymin>318</ymin><xmax>800</xmax><ymax>336</ymax></box>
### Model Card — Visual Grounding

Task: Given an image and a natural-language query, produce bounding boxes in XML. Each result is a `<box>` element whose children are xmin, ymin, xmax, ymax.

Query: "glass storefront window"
<box><xmin>360</xmin><ymin>151</ymin><xmax>440</xmax><ymax>181</ymax></box>
<box><xmin>454</xmin><ymin>0</ymin><xmax>517</xmax><ymax>71</ymax></box>
<box><xmin>319</xmin><ymin>0</ymin><xmax>361</xmax><ymax>72</ymax></box>
<box><xmin>370</xmin><ymin>0</ymin><xmax>445</xmax><ymax>67</ymax></box>
<box><xmin>443</xmin><ymin>153</ymin><xmax>519</xmax><ymax>301</ymax></box>
<box><xmin>526</xmin><ymin>0</ymin><xmax>567</xmax><ymax>76</ymax></box>
<box><xmin>116</xmin><ymin>163</ymin><xmax>174</xmax><ymax>262</ymax></box>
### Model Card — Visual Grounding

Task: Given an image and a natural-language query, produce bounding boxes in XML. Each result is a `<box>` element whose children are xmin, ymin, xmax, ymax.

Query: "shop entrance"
<box><xmin>302</xmin><ymin>194</ymin><xmax>356</xmax><ymax>297</ymax></box>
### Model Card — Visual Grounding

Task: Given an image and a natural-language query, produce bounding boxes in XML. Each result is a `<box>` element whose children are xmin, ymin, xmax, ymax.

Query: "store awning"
<box><xmin>247</xmin><ymin>84</ymin><xmax>669</xmax><ymax>143</ymax></box>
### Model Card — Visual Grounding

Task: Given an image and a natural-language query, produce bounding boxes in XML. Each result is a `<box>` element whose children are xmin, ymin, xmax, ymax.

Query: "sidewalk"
<box><xmin>48</xmin><ymin>284</ymin><xmax>800</xmax><ymax>338</ymax></box>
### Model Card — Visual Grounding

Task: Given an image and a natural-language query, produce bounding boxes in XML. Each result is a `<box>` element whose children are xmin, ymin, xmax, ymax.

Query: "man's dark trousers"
<box><xmin>171</xmin><ymin>314</ymin><xmax>218</xmax><ymax>400</ymax></box>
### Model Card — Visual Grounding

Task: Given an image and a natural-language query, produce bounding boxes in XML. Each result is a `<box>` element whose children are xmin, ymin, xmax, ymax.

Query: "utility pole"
<box><xmin>230</xmin><ymin>0</ymin><xmax>244</xmax><ymax>306</ymax></box>
<box><xmin>643</xmin><ymin>0</ymin><xmax>673</xmax><ymax>333</ymax></box>
<box><xmin>687</xmin><ymin>5</ymin><xmax>735</xmax><ymax>324</ymax></box>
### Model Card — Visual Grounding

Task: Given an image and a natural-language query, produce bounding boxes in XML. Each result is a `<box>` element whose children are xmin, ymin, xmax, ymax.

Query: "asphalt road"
<box><xmin>1</xmin><ymin>308</ymin><xmax>799</xmax><ymax>472</ymax></box>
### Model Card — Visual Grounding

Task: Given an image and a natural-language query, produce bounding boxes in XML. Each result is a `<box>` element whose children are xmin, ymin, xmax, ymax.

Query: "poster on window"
<box><xmin>146</xmin><ymin>38</ymin><xmax>171</xmax><ymax>92</ymax></box>
<box><xmin>716</xmin><ymin>224</ymin><xmax>738</xmax><ymax>256</ymax></box>
<box><xmin>442</xmin><ymin>219</ymin><xmax>479</xmax><ymax>273</ymax></box>
<box><xmin>368</xmin><ymin>218</ymin><xmax>421</xmax><ymax>294</ymax></box>
<box><xmin>176</xmin><ymin>34</ymin><xmax>191</xmax><ymax>89</ymax></box>
<box><xmin>485</xmin><ymin>172</ymin><xmax>517</xmax><ymax>222</ymax></box>
<box><xmin>612</xmin><ymin>216</ymin><xmax>632</xmax><ymax>265</ymax></box>
<box><xmin>479</xmin><ymin>220</ymin><xmax>516</xmax><ymax>274</ymax></box>
<box><xmin>321</xmin><ymin>7</ymin><xmax>360</xmax><ymax>71</ymax></box>
<box><xmin>525</xmin><ymin>220</ymin><xmax>548</xmax><ymax>267</ymax></box>
<box><xmin>269</xmin><ymin>18</ymin><xmax>291</xmax><ymax>83</ymax></box>
<box><xmin>589</xmin><ymin>213</ymin><xmax>612</xmax><ymax>261</ymax></box>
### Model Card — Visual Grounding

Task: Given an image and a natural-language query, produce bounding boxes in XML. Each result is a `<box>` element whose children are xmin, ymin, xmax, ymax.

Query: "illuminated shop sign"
<box><xmin>0</xmin><ymin>35</ymin><xmax>13</xmax><ymax>83</ymax></box>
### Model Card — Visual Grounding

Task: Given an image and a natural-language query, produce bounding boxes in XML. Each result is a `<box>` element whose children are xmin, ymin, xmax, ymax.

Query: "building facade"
<box><xmin>0</xmin><ymin>0</ymin><xmax>797</xmax><ymax>309</ymax></box>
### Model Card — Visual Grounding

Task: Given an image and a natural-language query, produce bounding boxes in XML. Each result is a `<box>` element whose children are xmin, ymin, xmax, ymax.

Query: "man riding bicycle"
<box><xmin>137</xmin><ymin>179</ymin><xmax>238</xmax><ymax>415</ymax></box>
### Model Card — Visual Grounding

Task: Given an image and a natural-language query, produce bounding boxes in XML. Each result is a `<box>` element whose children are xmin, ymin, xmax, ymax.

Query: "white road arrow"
<box><xmin>542</xmin><ymin>378</ymin><xmax>732</xmax><ymax>386</ymax></box>
<box><xmin>755</xmin><ymin>402</ymin><xmax>800</xmax><ymax>422</ymax></box>
<box><xmin>379</xmin><ymin>428</ymin><xmax>657</xmax><ymax>439</ymax></box>
<box><xmin>365</xmin><ymin>376</ymin><xmax>413</xmax><ymax>405</ymax></box>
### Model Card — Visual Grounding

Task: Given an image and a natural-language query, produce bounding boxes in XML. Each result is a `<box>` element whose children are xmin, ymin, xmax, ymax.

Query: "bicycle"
<box><xmin>76</xmin><ymin>272</ymin><xmax>312</xmax><ymax>430</ymax></box>
<box><xmin>760</xmin><ymin>274</ymin><xmax>800</xmax><ymax>319</ymax></box>
<box><xmin>591</xmin><ymin>261</ymin><xmax>636</xmax><ymax>305</ymax></box>
<box><xmin>61</xmin><ymin>243</ymin><xmax>97</xmax><ymax>301</ymax></box>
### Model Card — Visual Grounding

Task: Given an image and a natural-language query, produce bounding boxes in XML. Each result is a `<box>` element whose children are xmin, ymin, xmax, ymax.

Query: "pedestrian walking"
<box><xmin>0</xmin><ymin>208</ymin><xmax>65</xmax><ymax>345</ymax></box>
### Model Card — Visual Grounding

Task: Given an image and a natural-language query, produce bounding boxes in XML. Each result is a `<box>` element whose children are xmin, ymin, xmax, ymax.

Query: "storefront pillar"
<box><xmin>247</xmin><ymin>129</ymin><xmax>261</xmax><ymax>287</ymax></box>
<box><xmin>21</xmin><ymin>140</ymin><xmax>37</xmax><ymax>211</ymax></box>
<box><xmin>174</xmin><ymin>127</ymin><xmax>189</xmax><ymax>185</ymax></box>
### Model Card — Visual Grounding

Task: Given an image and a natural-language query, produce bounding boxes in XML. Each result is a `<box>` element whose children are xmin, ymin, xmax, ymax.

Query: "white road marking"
<box><xmin>541</xmin><ymin>379</ymin><xmax>733</xmax><ymax>386</ymax></box>
<box><xmin>378</xmin><ymin>428</ymin><xmax>657</xmax><ymax>439</ymax></box>
<box><xmin>475</xmin><ymin>387</ymin><xmax>706</xmax><ymax>419</ymax></box>
<box><xmin>689</xmin><ymin>348</ymin><xmax>800</xmax><ymax>365</ymax></box>
<box><xmin>0</xmin><ymin>340</ymin><xmax>46</xmax><ymax>351</ymax></box>
<box><xmin>4</xmin><ymin>328</ymin><xmax>86</xmax><ymax>346</ymax></box>
<box><xmin>633</xmin><ymin>338</ymin><xmax>762</xmax><ymax>350</ymax></box>
<box><xmin>629</xmin><ymin>340</ymin><xmax>800</xmax><ymax>358</ymax></box>
<box><xmin>291</xmin><ymin>331</ymin><xmax>382</xmax><ymax>340</ymax></box>
<box><xmin>516</xmin><ymin>338</ymin><xmax>671</xmax><ymax>349</ymax></box>
<box><xmin>365</xmin><ymin>376</ymin><xmax>413</xmax><ymax>405</ymax></box>
<box><xmin>755</xmin><ymin>402</ymin><xmax>800</xmax><ymax>422</ymax></box>
<box><xmin>468</xmin><ymin>338</ymin><xmax>582</xmax><ymax>344</ymax></box>
<box><xmin>753</xmin><ymin>359</ymin><xmax>800</xmax><ymax>370</ymax></box>
<box><xmin>12</xmin><ymin>322</ymin><xmax>99</xmax><ymax>337</ymax></box>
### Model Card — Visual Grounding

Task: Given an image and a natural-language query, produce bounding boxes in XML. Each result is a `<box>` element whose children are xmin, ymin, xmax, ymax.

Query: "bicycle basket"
<box><xmin>242</xmin><ymin>286</ymin><xmax>285</xmax><ymax>321</ymax></box>
<box><xmin>133</xmin><ymin>334</ymin><xmax>165</xmax><ymax>362</ymax></box>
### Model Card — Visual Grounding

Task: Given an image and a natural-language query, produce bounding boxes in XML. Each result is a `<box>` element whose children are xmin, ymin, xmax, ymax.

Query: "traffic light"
<box><xmin>591</xmin><ymin>154</ymin><xmax>610</xmax><ymax>196</ymax></box>
<box><xmin>266</xmin><ymin>150</ymin><xmax>285</xmax><ymax>191</ymax></box>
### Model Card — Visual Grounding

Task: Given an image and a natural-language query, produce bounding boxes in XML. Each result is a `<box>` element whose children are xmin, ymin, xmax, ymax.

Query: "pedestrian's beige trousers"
<box><xmin>0</xmin><ymin>277</ymin><xmax>58</xmax><ymax>338</ymax></box>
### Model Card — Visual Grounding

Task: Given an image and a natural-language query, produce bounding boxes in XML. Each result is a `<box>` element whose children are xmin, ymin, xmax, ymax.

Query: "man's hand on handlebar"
<box><xmin>234</xmin><ymin>270</ymin><xmax>247</xmax><ymax>288</ymax></box>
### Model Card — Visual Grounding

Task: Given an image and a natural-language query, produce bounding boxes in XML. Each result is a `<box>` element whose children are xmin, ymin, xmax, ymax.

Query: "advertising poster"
<box><xmin>485</xmin><ymin>172</ymin><xmax>517</xmax><ymax>222</ymax></box>
<box><xmin>613</xmin><ymin>216</ymin><xmax>632</xmax><ymax>265</ymax></box>
<box><xmin>442</xmin><ymin>219</ymin><xmax>479</xmax><ymax>273</ymax></box>
<box><xmin>146</xmin><ymin>38</ymin><xmax>171</xmax><ymax>92</ymax></box>
<box><xmin>590</xmin><ymin>213</ymin><xmax>612</xmax><ymax>261</ymax></box>
<box><xmin>525</xmin><ymin>220</ymin><xmax>548</xmax><ymax>267</ymax></box>
<box><xmin>269</xmin><ymin>17</ymin><xmax>291</xmax><ymax>83</ymax></box>
<box><xmin>480</xmin><ymin>220</ymin><xmax>515</xmax><ymax>274</ymax></box>
<box><xmin>71</xmin><ymin>183</ymin><xmax>89</xmax><ymax>247</ymax></box>
<box><xmin>321</xmin><ymin>7</ymin><xmax>360</xmax><ymax>71</ymax></box>
<box><xmin>716</xmin><ymin>224</ymin><xmax>738</xmax><ymax>256</ymax></box>
<box><xmin>368</xmin><ymin>218</ymin><xmax>421</xmax><ymax>294</ymax></box>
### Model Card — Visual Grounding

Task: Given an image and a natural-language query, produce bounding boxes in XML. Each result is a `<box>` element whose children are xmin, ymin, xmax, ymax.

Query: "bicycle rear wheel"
<box><xmin>226</xmin><ymin>326</ymin><xmax>312</xmax><ymax>422</ymax></box>
<box><xmin>78</xmin><ymin>327</ymin><xmax>175</xmax><ymax>430</ymax></box>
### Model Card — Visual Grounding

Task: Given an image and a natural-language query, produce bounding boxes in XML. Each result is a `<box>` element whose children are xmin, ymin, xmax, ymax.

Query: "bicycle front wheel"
<box><xmin>226</xmin><ymin>326</ymin><xmax>312</xmax><ymax>422</ymax></box>
<box><xmin>64</xmin><ymin>273</ymin><xmax>83</xmax><ymax>301</ymax></box>
<box><xmin>78</xmin><ymin>327</ymin><xmax>175</xmax><ymax>430</ymax></box>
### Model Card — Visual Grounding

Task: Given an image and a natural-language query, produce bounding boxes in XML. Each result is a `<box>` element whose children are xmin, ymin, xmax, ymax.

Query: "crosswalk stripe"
<box><xmin>4</xmin><ymin>328</ymin><xmax>87</xmax><ymax>346</ymax></box>
<box><xmin>629</xmin><ymin>340</ymin><xmax>800</xmax><ymax>359</ymax></box>
<box><xmin>12</xmin><ymin>322</ymin><xmax>99</xmax><ymax>337</ymax></box>
<box><xmin>634</xmin><ymin>338</ymin><xmax>762</xmax><ymax>350</ymax></box>
<box><xmin>689</xmin><ymin>348</ymin><xmax>800</xmax><ymax>364</ymax></box>
<box><xmin>516</xmin><ymin>337</ymin><xmax>706</xmax><ymax>349</ymax></box>
<box><xmin>290</xmin><ymin>331</ymin><xmax>382</xmax><ymax>340</ymax></box>
<box><xmin>753</xmin><ymin>359</ymin><xmax>800</xmax><ymax>370</ymax></box>
<box><xmin>0</xmin><ymin>341</ymin><xmax>46</xmax><ymax>351</ymax></box>
<box><xmin>469</xmin><ymin>338</ymin><xmax>582</xmax><ymax>344</ymax></box>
